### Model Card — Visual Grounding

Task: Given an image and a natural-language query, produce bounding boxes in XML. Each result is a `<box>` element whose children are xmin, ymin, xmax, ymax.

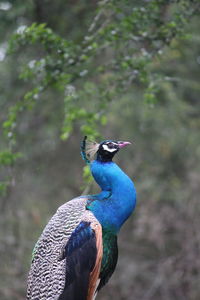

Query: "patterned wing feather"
<box><xmin>58</xmin><ymin>221</ymin><xmax>101</xmax><ymax>300</ymax></box>
<box><xmin>27</xmin><ymin>197</ymin><xmax>101</xmax><ymax>300</ymax></box>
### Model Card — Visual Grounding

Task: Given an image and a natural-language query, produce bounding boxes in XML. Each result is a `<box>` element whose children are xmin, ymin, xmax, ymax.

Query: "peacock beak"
<box><xmin>118</xmin><ymin>141</ymin><xmax>131</xmax><ymax>148</ymax></box>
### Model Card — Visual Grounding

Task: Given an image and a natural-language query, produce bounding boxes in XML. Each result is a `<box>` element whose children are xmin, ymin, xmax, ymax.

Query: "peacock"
<box><xmin>27</xmin><ymin>136</ymin><xmax>137</xmax><ymax>300</ymax></box>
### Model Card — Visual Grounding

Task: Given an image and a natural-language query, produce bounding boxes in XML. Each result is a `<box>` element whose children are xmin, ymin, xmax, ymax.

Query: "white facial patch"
<box><xmin>102</xmin><ymin>144</ymin><xmax>117</xmax><ymax>152</ymax></box>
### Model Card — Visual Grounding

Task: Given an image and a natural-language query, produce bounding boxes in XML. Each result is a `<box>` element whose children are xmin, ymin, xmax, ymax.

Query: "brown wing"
<box><xmin>87</xmin><ymin>222</ymin><xmax>103</xmax><ymax>300</ymax></box>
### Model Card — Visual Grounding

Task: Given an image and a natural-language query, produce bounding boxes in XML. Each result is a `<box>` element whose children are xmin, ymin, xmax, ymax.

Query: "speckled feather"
<box><xmin>27</xmin><ymin>197</ymin><xmax>100</xmax><ymax>300</ymax></box>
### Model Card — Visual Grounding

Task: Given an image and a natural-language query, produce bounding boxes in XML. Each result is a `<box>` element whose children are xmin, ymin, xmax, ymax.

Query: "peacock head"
<box><xmin>81</xmin><ymin>136</ymin><xmax>131</xmax><ymax>163</ymax></box>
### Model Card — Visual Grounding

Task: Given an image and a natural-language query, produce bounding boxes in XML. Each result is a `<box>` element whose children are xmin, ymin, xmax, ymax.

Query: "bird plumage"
<box><xmin>27</xmin><ymin>137</ymin><xmax>136</xmax><ymax>300</ymax></box>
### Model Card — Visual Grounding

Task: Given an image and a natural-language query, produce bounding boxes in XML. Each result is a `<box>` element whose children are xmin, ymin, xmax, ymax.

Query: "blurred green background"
<box><xmin>0</xmin><ymin>1</ymin><xmax>200</xmax><ymax>299</ymax></box>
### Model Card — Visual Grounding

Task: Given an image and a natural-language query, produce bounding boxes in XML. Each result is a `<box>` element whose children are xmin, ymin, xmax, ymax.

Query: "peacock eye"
<box><xmin>107</xmin><ymin>142</ymin><xmax>114</xmax><ymax>148</ymax></box>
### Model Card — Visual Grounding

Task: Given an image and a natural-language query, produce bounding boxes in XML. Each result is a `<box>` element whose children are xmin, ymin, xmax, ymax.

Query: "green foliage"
<box><xmin>0</xmin><ymin>150</ymin><xmax>21</xmax><ymax>166</ymax></box>
<box><xmin>0</xmin><ymin>181</ymin><xmax>9</xmax><ymax>197</ymax></box>
<box><xmin>83</xmin><ymin>165</ymin><xmax>93</xmax><ymax>185</ymax></box>
<box><xmin>1</xmin><ymin>0</ymin><xmax>199</xmax><ymax>193</ymax></box>
<box><xmin>0</xmin><ymin>150</ymin><xmax>21</xmax><ymax>196</ymax></box>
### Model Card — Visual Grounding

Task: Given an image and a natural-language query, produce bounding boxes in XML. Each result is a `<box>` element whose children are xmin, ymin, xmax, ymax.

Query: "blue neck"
<box><xmin>87</xmin><ymin>160</ymin><xmax>136</xmax><ymax>234</ymax></box>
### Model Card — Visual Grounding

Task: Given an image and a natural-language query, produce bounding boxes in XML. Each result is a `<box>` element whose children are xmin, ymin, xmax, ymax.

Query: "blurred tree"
<box><xmin>1</xmin><ymin>0</ymin><xmax>200</xmax><ymax>192</ymax></box>
<box><xmin>0</xmin><ymin>1</ymin><xmax>200</xmax><ymax>300</ymax></box>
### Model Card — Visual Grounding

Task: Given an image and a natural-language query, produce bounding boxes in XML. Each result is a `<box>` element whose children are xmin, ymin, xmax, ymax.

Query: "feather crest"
<box><xmin>81</xmin><ymin>136</ymin><xmax>99</xmax><ymax>163</ymax></box>
<box><xmin>85</xmin><ymin>141</ymin><xmax>99</xmax><ymax>161</ymax></box>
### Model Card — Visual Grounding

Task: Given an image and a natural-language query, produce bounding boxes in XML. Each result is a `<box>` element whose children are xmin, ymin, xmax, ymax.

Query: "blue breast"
<box><xmin>87</xmin><ymin>160</ymin><xmax>136</xmax><ymax>233</ymax></box>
